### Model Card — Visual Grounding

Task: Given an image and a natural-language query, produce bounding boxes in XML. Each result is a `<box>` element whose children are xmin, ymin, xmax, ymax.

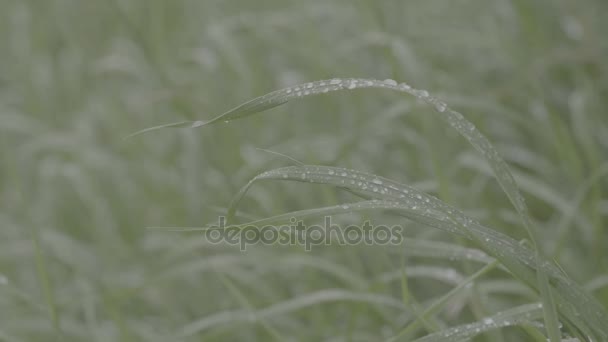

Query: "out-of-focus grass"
<box><xmin>1</xmin><ymin>0</ymin><xmax>607</xmax><ymax>341</ymax></box>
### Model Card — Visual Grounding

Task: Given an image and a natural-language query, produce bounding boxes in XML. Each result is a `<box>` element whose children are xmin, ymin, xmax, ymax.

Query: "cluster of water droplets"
<box><xmin>264</xmin><ymin>165</ymin><xmax>530</xmax><ymax>243</ymax></box>
<box><xmin>271</xmin><ymin>78</ymin><xmax>450</xmax><ymax>114</ymax></box>
<box><xmin>418</xmin><ymin>303</ymin><xmax>544</xmax><ymax>341</ymax></box>
<box><xmin>261</xmin><ymin>166</ymin><xmax>487</xmax><ymax>237</ymax></box>
<box><xmin>255</xmin><ymin>168</ymin><xmax>558</xmax><ymax>284</ymax></box>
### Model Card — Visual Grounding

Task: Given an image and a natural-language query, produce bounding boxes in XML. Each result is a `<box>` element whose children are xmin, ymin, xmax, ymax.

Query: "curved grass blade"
<box><xmin>225</xmin><ymin>165</ymin><xmax>608</xmax><ymax>340</ymax></box>
<box><xmin>411</xmin><ymin>303</ymin><xmax>544</xmax><ymax>342</ymax></box>
<box><xmin>124</xmin><ymin>120</ymin><xmax>193</xmax><ymax>140</ymax></box>
<box><xmin>132</xmin><ymin>78</ymin><xmax>535</xmax><ymax>239</ymax></box>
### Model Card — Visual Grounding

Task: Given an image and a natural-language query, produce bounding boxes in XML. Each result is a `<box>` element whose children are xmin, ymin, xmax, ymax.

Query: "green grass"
<box><xmin>1</xmin><ymin>0</ymin><xmax>607</xmax><ymax>341</ymax></box>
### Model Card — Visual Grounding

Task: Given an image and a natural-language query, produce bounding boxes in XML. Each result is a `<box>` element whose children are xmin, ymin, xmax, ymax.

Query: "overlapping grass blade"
<box><xmin>132</xmin><ymin>78</ymin><xmax>604</xmax><ymax>339</ymax></box>
<box><xmin>131</xmin><ymin>77</ymin><xmax>533</xmax><ymax>238</ymax></box>
<box><xmin>224</xmin><ymin>165</ymin><xmax>608</xmax><ymax>340</ymax></box>
<box><xmin>411</xmin><ymin>303</ymin><xmax>544</xmax><ymax>342</ymax></box>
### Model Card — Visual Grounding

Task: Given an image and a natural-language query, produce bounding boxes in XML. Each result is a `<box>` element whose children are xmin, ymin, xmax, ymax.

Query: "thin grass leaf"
<box><xmin>226</xmin><ymin>165</ymin><xmax>608</xmax><ymax>340</ymax></box>
<box><xmin>131</xmin><ymin>78</ymin><xmax>533</xmax><ymax>238</ymax></box>
<box><xmin>124</xmin><ymin>121</ymin><xmax>193</xmax><ymax>140</ymax></box>
<box><xmin>411</xmin><ymin>303</ymin><xmax>544</xmax><ymax>342</ymax></box>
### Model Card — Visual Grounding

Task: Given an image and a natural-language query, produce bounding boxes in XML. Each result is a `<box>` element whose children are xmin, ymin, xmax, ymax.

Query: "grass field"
<box><xmin>1</xmin><ymin>0</ymin><xmax>607</xmax><ymax>341</ymax></box>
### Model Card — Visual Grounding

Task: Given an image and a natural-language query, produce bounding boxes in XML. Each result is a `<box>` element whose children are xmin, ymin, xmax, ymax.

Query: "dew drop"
<box><xmin>330</xmin><ymin>79</ymin><xmax>341</xmax><ymax>85</ymax></box>
<box><xmin>399</xmin><ymin>83</ymin><xmax>411</xmax><ymax>90</ymax></box>
<box><xmin>384</xmin><ymin>79</ymin><xmax>397</xmax><ymax>86</ymax></box>
<box><xmin>418</xmin><ymin>90</ymin><xmax>429</xmax><ymax>97</ymax></box>
<box><xmin>328</xmin><ymin>170</ymin><xmax>335</xmax><ymax>175</ymax></box>
<box><xmin>434</xmin><ymin>101</ymin><xmax>447</xmax><ymax>112</ymax></box>
<box><xmin>282</xmin><ymin>174</ymin><xmax>288</xmax><ymax>178</ymax></box>
<box><xmin>372</xmin><ymin>178</ymin><xmax>383</xmax><ymax>185</ymax></box>
<box><xmin>0</xmin><ymin>274</ymin><xmax>7</xmax><ymax>285</ymax></box>
<box><xmin>347</xmin><ymin>81</ymin><xmax>357</xmax><ymax>89</ymax></box>
<box><xmin>341</xmin><ymin>204</ymin><xmax>349</xmax><ymax>210</ymax></box>
<box><xmin>483</xmin><ymin>318</ymin><xmax>494</xmax><ymax>325</ymax></box>
<box><xmin>341</xmin><ymin>172</ymin><xmax>347</xmax><ymax>177</ymax></box>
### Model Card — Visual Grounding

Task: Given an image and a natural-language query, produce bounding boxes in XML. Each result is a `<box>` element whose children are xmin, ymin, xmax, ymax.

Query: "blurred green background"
<box><xmin>1</xmin><ymin>0</ymin><xmax>607</xmax><ymax>341</ymax></box>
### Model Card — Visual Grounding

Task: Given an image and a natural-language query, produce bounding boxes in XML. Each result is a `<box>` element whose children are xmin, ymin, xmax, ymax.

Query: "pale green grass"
<box><xmin>1</xmin><ymin>0</ymin><xmax>607</xmax><ymax>341</ymax></box>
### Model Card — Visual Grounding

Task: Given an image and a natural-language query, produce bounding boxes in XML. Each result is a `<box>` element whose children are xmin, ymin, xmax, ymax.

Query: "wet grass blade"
<box><xmin>411</xmin><ymin>303</ymin><xmax>544</xmax><ymax>342</ymax></box>
<box><xmin>130</xmin><ymin>77</ymin><xmax>534</xmax><ymax>238</ymax></box>
<box><xmin>225</xmin><ymin>165</ymin><xmax>608</xmax><ymax>340</ymax></box>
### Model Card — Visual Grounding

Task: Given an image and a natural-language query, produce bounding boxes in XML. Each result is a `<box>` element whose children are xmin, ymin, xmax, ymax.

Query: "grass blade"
<box><xmin>225</xmin><ymin>165</ymin><xmax>608</xmax><ymax>340</ymax></box>
<box><xmin>411</xmin><ymin>303</ymin><xmax>544</xmax><ymax>342</ymax></box>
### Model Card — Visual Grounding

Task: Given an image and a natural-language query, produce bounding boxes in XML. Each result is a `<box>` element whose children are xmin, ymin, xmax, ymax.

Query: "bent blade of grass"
<box><xmin>226</xmin><ymin>165</ymin><xmax>607</xmax><ymax>340</ymax></box>
<box><xmin>411</xmin><ymin>303</ymin><xmax>544</xmax><ymax>342</ymax></box>
<box><xmin>124</xmin><ymin>120</ymin><xmax>193</xmax><ymax>140</ymax></box>
<box><xmin>132</xmin><ymin>78</ymin><xmax>533</xmax><ymax>237</ymax></box>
